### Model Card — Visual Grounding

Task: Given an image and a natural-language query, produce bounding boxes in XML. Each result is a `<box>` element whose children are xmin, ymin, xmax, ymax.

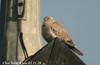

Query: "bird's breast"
<box><xmin>42</xmin><ymin>24</ymin><xmax>55</xmax><ymax>42</ymax></box>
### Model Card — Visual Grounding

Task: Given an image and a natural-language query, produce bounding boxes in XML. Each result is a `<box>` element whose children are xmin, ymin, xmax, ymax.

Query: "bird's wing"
<box><xmin>50</xmin><ymin>21</ymin><xmax>75</xmax><ymax>47</ymax></box>
<box><xmin>50</xmin><ymin>21</ymin><xmax>70</xmax><ymax>39</ymax></box>
<box><xmin>51</xmin><ymin>21</ymin><xmax>65</xmax><ymax>36</ymax></box>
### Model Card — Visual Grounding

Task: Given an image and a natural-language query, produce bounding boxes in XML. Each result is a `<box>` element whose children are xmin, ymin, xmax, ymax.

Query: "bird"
<box><xmin>41</xmin><ymin>16</ymin><xmax>83</xmax><ymax>56</ymax></box>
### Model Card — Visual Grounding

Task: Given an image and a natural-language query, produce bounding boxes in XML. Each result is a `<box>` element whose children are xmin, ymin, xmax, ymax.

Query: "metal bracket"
<box><xmin>17</xmin><ymin>0</ymin><xmax>26</xmax><ymax>20</ymax></box>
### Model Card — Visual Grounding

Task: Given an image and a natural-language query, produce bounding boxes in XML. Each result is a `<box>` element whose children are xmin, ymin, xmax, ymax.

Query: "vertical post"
<box><xmin>18</xmin><ymin>0</ymin><xmax>42</xmax><ymax>61</ymax></box>
<box><xmin>0</xmin><ymin>0</ymin><xmax>42</xmax><ymax>64</ymax></box>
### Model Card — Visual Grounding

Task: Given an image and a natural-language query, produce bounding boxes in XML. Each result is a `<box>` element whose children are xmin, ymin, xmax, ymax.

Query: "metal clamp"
<box><xmin>17</xmin><ymin>0</ymin><xmax>26</xmax><ymax>20</ymax></box>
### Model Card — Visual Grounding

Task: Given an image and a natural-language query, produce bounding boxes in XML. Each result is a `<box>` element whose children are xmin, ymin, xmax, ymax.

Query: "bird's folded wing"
<box><xmin>51</xmin><ymin>21</ymin><xmax>75</xmax><ymax>47</ymax></box>
<box><xmin>50</xmin><ymin>21</ymin><xmax>70</xmax><ymax>39</ymax></box>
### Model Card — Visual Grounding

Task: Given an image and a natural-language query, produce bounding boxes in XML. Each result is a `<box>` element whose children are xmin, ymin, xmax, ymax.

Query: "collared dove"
<box><xmin>42</xmin><ymin>16</ymin><xmax>83</xmax><ymax>56</ymax></box>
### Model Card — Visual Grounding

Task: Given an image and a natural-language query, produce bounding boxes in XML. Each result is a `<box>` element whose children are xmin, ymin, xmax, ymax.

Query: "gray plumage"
<box><xmin>42</xmin><ymin>16</ymin><xmax>83</xmax><ymax>56</ymax></box>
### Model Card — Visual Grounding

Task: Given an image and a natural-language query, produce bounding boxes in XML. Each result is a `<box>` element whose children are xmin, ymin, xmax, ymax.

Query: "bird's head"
<box><xmin>43</xmin><ymin>16</ymin><xmax>55</xmax><ymax>22</ymax></box>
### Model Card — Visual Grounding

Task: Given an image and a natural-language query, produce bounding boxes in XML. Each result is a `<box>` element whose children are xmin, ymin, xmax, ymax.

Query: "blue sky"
<box><xmin>40</xmin><ymin>0</ymin><xmax>100</xmax><ymax>65</ymax></box>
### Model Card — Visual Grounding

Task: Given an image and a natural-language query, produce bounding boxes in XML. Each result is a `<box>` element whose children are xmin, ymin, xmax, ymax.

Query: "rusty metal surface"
<box><xmin>22</xmin><ymin>38</ymin><xmax>86</xmax><ymax>65</ymax></box>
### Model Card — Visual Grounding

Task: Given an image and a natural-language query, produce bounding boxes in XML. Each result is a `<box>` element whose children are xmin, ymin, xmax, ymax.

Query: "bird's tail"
<box><xmin>71</xmin><ymin>47</ymin><xmax>84</xmax><ymax>56</ymax></box>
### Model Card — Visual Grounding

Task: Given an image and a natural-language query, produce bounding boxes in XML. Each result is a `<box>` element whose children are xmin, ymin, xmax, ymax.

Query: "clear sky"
<box><xmin>41</xmin><ymin>0</ymin><xmax>100</xmax><ymax>65</ymax></box>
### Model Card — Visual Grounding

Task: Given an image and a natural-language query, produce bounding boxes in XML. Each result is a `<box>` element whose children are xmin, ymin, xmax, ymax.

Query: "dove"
<box><xmin>42</xmin><ymin>16</ymin><xmax>83</xmax><ymax>56</ymax></box>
